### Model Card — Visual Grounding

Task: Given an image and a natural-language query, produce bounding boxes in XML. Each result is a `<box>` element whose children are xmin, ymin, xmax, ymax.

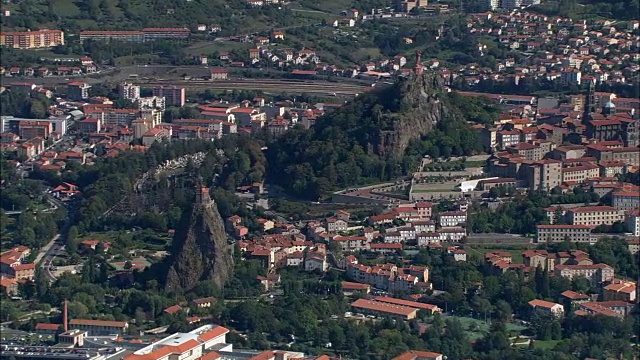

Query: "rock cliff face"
<box><xmin>164</xmin><ymin>193</ymin><xmax>233</xmax><ymax>293</ymax></box>
<box><xmin>372</xmin><ymin>72</ymin><xmax>449</xmax><ymax>158</ymax></box>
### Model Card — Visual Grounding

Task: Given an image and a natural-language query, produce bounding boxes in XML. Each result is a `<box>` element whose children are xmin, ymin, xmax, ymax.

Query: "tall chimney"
<box><xmin>63</xmin><ymin>299</ymin><xmax>68</xmax><ymax>332</ymax></box>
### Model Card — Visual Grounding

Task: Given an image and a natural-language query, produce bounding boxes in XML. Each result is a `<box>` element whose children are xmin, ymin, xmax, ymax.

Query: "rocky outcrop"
<box><xmin>164</xmin><ymin>193</ymin><xmax>233</xmax><ymax>293</ymax></box>
<box><xmin>372</xmin><ymin>72</ymin><xmax>449</xmax><ymax>158</ymax></box>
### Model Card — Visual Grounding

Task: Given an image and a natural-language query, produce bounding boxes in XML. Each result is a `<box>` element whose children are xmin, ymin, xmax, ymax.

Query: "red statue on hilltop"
<box><xmin>414</xmin><ymin>50</ymin><xmax>423</xmax><ymax>75</ymax></box>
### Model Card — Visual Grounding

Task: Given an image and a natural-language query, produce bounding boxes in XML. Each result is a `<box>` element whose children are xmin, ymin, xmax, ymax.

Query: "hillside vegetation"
<box><xmin>1</xmin><ymin>0</ymin><xmax>305</xmax><ymax>32</ymax></box>
<box><xmin>266</xmin><ymin>73</ymin><xmax>492</xmax><ymax>200</ymax></box>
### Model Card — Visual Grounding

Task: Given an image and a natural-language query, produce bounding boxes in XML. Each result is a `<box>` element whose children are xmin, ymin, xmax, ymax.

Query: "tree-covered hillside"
<box><xmin>266</xmin><ymin>75</ymin><xmax>494</xmax><ymax>200</ymax></box>
<box><xmin>0</xmin><ymin>0</ymin><xmax>300</xmax><ymax>32</ymax></box>
<box><xmin>529</xmin><ymin>0</ymin><xmax>640</xmax><ymax>20</ymax></box>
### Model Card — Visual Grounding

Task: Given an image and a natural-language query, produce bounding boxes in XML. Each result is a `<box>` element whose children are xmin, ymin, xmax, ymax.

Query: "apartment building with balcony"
<box><xmin>67</xmin><ymin>82</ymin><xmax>91</xmax><ymax>100</ymax></box>
<box><xmin>18</xmin><ymin>121</ymin><xmax>52</xmax><ymax>140</ymax></box>
<box><xmin>0</xmin><ymin>29</ymin><xmax>64</xmax><ymax>49</ymax></box>
<box><xmin>152</xmin><ymin>86</ymin><xmax>185</xmax><ymax>107</ymax></box>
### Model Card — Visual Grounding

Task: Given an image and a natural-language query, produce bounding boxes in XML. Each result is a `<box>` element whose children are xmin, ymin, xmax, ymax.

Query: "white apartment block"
<box><xmin>438</xmin><ymin>211</ymin><xmax>467</xmax><ymax>228</ymax></box>
<box><xmin>624</xmin><ymin>209</ymin><xmax>640</xmax><ymax>236</ymax></box>
<box><xmin>536</xmin><ymin>224</ymin><xmax>595</xmax><ymax>243</ymax></box>
<box><xmin>137</xmin><ymin>96</ymin><xmax>166</xmax><ymax>111</ymax></box>
<box><xmin>411</xmin><ymin>220</ymin><xmax>436</xmax><ymax>233</ymax></box>
<box><xmin>118</xmin><ymin>82</ymin><xmax>140</xmax><ymax>100</ymax></box>
<box><xmin>500</xmin><ymin>0</ymin><xmax>522</xmax><ymax>10</ymax></box>
<box><xmin>567</xmin><ymin>206</ymin><xmax>625</xmax><ymax>226</ymax></box>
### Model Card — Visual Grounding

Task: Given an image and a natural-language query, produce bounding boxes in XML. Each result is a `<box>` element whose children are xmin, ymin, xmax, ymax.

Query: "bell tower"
<box><xmin>583</xmin><ymin>80</ymin><xmax>596</xmax><ymax>121</ymax></box>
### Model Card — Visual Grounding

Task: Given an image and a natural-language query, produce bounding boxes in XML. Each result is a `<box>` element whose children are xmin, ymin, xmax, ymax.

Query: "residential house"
<box><xmin>529</xmin><ymin>299</ymin><xmax>565</xmax><ymax>317</ymax></box>
<box><xmin>325</xmin><ymin>218</ymin><xmax>347</xmax><ymax>233</ymax></box>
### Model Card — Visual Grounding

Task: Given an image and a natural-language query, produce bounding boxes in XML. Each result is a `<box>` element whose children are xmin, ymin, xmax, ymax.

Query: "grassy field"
<box><xmin>465</xmin><ymin>246</ymin><xmax>526</xmax><ymax>264</ymax></box>
<box><xmin>441</xmin><ymin>315</ymin><xmax>528</xmax><ymax>341</ymax></box>
<box><xmin>185</xmin><ymin>41</ymin><xmax>254</xmax><ymax>57</ymax></box>
<box><xmin>532</xmin><ymin>339</ymin><xmax>561</xmax><ymax>350</ymax></box>
<box><xmin>293</xmin><ymin>0</ymin><xmax>353</xmax><ymax>14</ymax></box>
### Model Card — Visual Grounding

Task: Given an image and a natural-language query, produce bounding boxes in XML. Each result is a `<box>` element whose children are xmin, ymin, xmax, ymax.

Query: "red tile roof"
<box><xmin>197</xmin><ymin>325</ymin><xmax>229</xmax><ymax>342</ymax></box>
<box><xmin>529</xmin><ymin>299</ymin><xmax>561</xmax><ymax>309</ymax></box>
<box><xmin>374</xmin><ymin>296</ymin><xmax>439</xmax><ymax>311</ymax></box>
<box><xmin>35</xmin><ymin>323</ymin><xmax>61</xmax><ymax>331</ymax></box>
<box><xmin>351</xmin><ymin>298</ymin><xmax>417</xmax><ymax>316</ymax></box>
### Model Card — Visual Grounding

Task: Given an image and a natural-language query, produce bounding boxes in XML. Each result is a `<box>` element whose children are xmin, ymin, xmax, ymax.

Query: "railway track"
<box><xmin>134</xmin><ymin>79</ymin><xmax>371</xmax><ymax>95</ymax></box>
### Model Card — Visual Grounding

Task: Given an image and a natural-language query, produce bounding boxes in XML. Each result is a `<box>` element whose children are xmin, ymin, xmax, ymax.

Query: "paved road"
<box><xmin>33</xmin><ymin>234</ymin><xmax>60</xmax><ymax>266</ymax></box>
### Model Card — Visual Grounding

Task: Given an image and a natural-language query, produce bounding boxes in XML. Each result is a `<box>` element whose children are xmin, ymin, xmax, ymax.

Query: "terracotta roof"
<box><xmin>537</xmin><ymin>224</ymin><xmax>592</xmax><ymax>229</ymax></box>
<box><xmin>197</xmin><ymin>325</ymin><xmax>229</xmax><ymax>342</ymax></box>
<box><xmin>569</xmin><ymin>205</ymin><xmax>619</xmax><ymax>213</ymax></box>
<box><xmin>199</xmin><ymin>351</ymin><xmax>221</xmax><ymax>360</ymax></box>
<box><xmin>35</xmin><ymin>323</ymin><xmax>61</xmax><ymax>331</ymax></box>
<box><xmin>124</xmin><ymin>339</ymin><xmax>200</xmax><ymax>360</ymax></box>
<box><xmin>560</xmin><ymin>290</ymin><xmax>590</xmax><ymax>300</ymax></box>
<box><xmin>392</xmin><ymin>350</ymin><xmax>443</xmax><ymax>360</ymax></box>
<box><xmin>351</xmin><ymin>298</ymin><xmax>417</xmax><ymax>316</ymax></box>
<box><xmin>374</xmin><ymin>296</ymin><xmax>439</xmax><ymax>311</ymax></box>
<box><xmin>529</xmin><ymin>299</ymin><xmax>561</xmax><ymax>309</ymax></box>
<box><xmin>341</xmin><ymin>281</ymin><xmax>370</xmax><ymax>290</ymax></box>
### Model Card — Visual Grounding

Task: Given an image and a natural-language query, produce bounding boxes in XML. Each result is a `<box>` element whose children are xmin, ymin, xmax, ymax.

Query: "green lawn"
<box><xmin>185</xmin><ymin>41</ymin><xmax>253</xmax><ymax>56</ymax></box>
<box><xmin>441</xmin><ymin>315</ymin><xmax>528</xmax><ymax>341</ymax></box>
<box><xmin>293</xmin><ymin>0</ymin><xmax>353</xmax><ymax>14</ymax></box>
<box><xmin>533</xmin><ymin>339</ymin><xmax>561</xmax><ymax>350</ymax></box>
<box><xmin>465</xmin><ymin>246</ymin><xmax>526</xmax><ymax>264</ymax></box>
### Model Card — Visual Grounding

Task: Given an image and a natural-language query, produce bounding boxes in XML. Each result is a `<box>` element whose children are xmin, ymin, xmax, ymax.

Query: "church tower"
<box><xmin>194</xmin><ymin>180</ymin><xmax>213</xmax><ymax>208</ymax></box>
<box><xmin>414</xmin><ymin>50</ymin><xmax>423</xmax><ymax>75</ymax></box>
<box><xmin>583</xmin><ymin>81</ymin><xmax>596</xmax><ymax>121</ymax></box>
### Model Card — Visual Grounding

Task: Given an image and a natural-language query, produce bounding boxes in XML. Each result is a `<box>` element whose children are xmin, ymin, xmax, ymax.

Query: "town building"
<box><xmin>613</xmin><ymin>191</ymin><xmax>640</xmax><ymax>211</ymax></box>
<box><xmin>529</xmin><ymin>299</ymin><xmax>565</xmax><ymax>317</ymax></box>
<box><xmin>554</xmin><ymin>263</ymin><xmax>614</xmax><ymax>284</ymax></box>
<box><xmin>79</xmin><ymin>30</ymin><xmax>145</xmax><ymax>42</ymax></box>
<box><xmin>437</xmin><ymin>211</ymin><xmax>467</xmax><ymax>228</ymax></box>
<box><xmin>0</xmin><ymin>29</ymin><xmax>65</xmax><ymax>49</ymax></box>
<box><xmin>603</xmin><ymin>281</ymin><xmax>636</xmax><ymax>302</ymax></box>
<box><xmin>624</xmin><ymin>209</ymin><xmax>640</xmax><ymax>236</ymax></box>
<box><xmin>67</xmin><ymin>82</ymin><xmax>91</xmax><ymax>100</ymax></box>
<box><xmin>123</xmin><ymin>325</ymin><xmax>229</xmax><ymax>360</ymax></box>
<box><xmin>68</xmin><ymin>319</ymin><xmax>129</xmax><ymax>336</ymax></box>
<box><xmin>119</xmin><ymin>82</ymin><xmax>140</xmax><ymax>100</ymax></box>
<box><xmin>152</xmin><ymin>86</ymin><xmax>186</xmax><ymax>107</ymax></box>
<box><xmin>566</xmin><ymin>206</ymin><xmax>625</xmax><ymax>226</ymax></box>
<box><xmin>350</xmin><ymin>298</ymin><xmax>418</xmax><ymax>320</ymax></box>
<box><xmin>536</xmin><ymin>224</ymin><xmax>595</xmax><ymax>243</ymax></box>
<box><xmin>392</xmin><ymin>351</ymin><xmax>443</xmax><ymax>360</ymax></box>
<box><xmin>325</xmin><ymin>218</ymin><xmax>347</xmax><ymax>232</ymax></box>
